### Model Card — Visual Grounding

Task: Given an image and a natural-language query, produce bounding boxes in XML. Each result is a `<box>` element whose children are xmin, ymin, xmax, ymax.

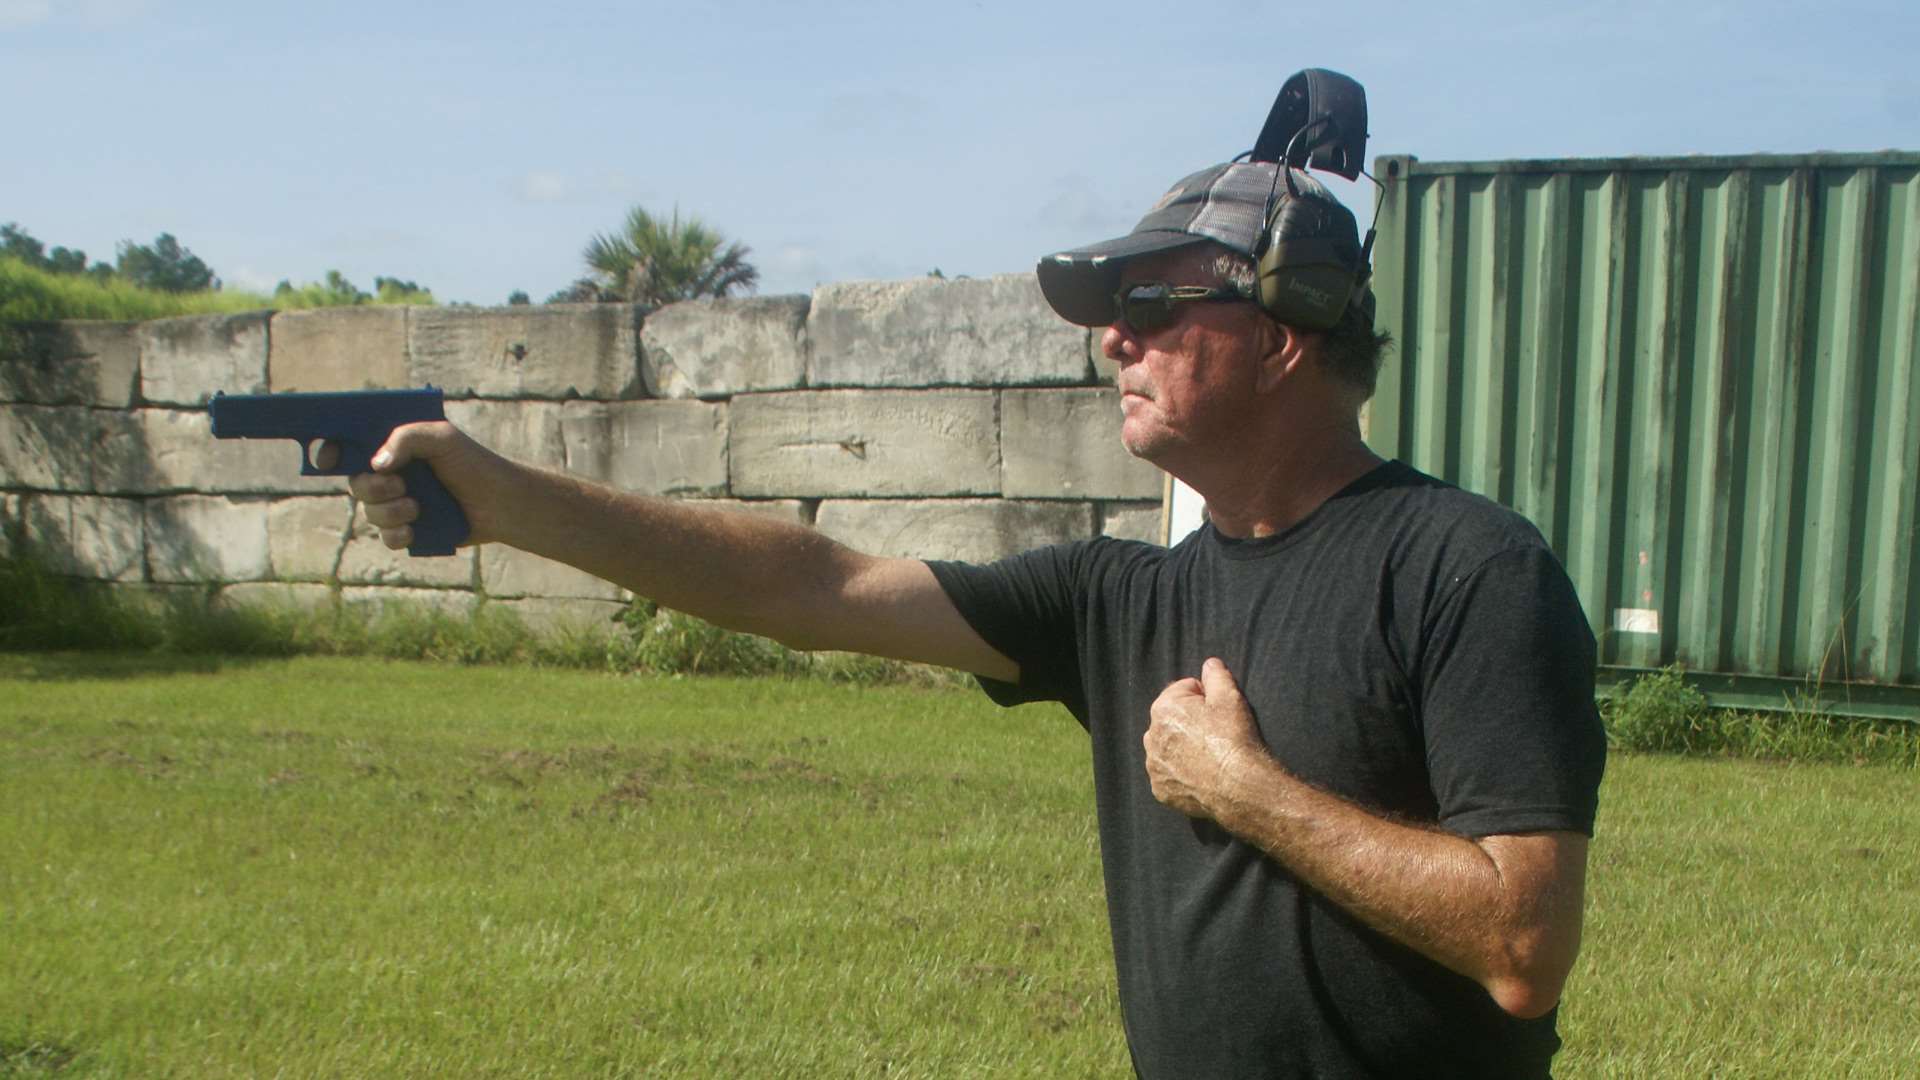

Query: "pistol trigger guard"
<box><xmin>297</xmin><ymin>438</ymin><xmax>323</xmax><ymax>476</ymax></box>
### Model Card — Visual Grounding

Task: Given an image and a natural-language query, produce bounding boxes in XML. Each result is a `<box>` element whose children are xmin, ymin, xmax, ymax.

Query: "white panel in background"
<box><xmin>1613</xmin><ymin>608</ymin><xmax>1661</xmax><ymax>635</ymax></box>
<box><xmin>1164</xmin><ymin>477</ymin><xmax>1207</xmax><ymax>545</ymax></box>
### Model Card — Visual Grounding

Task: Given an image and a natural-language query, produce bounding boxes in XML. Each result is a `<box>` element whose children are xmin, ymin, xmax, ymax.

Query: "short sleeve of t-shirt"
<box><xmin>925</xmin><ymin>541</ymin><xmax>1103</xmax><ymax>718</ymax></box>
<box><xmin>1417</xmin><ymin>544</ymin><xmax>1606</xmax><ymax>838</ymax></box>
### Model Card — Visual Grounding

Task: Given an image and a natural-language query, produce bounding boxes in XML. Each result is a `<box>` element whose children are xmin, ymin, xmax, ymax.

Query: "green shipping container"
<box><xmin>1366</xmin><ymin>151</ymin><xmax>1920</xmax><ymax>720</ymax></box>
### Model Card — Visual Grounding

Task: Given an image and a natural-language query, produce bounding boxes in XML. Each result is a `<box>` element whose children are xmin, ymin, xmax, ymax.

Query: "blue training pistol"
<box><xmin>208</xmin><ymin>386</ymin><xmax>471</xmax><ymax>556</ymax></box>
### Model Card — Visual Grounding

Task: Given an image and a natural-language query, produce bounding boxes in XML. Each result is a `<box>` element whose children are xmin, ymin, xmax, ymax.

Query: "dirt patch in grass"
<box><xmin>83</xmin><ymin>747</ymin><xmax>175</xmax><ymax>779</ymax></box>
<box><xmin>259</xmin><ymin>729</ymin><xmax>316</xmax><ymax>744</ymax></box>
<box><xmin>577</xmin><ymin>769</ymin><xmax>655</xmax><ymax>818</ymax></box>
<box><xmin>743</xmin><ymin>756</ymin><xmax>840</xmax><ymax>786</ymax></box>
<box><xmin>1033</xmin><ymin>988</ymin><xmax>1088</xmax><ymax>1033</ymax></box>
<box><xmin>0</xmin><ymin>1037</ymin><xmax>78</xmax><ymax>1074</ymax></box>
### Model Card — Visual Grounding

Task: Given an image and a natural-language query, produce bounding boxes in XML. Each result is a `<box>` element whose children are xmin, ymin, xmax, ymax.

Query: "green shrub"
<box><xmin>609</xmin><ymin>600</ymin><xmax>804</xmax><ymax>677</ymax></box>
<box><xmin>1604</xmin><ymin>664</ymin><xmax>1712</xmax><ymax>753</ymax></box>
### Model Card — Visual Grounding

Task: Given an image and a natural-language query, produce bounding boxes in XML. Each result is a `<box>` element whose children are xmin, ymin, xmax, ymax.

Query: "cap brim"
<box><xmin>1035</xmin><ymin>231</ymin><xmax>1214</xmax><ymax>326</ymax></box>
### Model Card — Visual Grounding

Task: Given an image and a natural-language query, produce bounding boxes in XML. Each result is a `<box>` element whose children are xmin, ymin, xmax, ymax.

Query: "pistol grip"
<box><xmin>402</xmin><ymin>459</ymin><xmax>471</xmax><ymax>557</ymax></box>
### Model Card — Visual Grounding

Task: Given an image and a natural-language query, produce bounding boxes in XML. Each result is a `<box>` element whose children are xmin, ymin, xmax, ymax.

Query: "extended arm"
<box><xmin>1145</xmin><ymin>659</ymin><xmax>1588</xmax><ymax>1019</ymax></box>
<box><xmin>345</xmin><ymin>421</ymin><xmax>1019</xmax><ymax>682</ymax></box>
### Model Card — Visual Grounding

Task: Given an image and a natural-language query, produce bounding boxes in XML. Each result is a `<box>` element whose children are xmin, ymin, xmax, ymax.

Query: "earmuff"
<box><xmin>1248</xmin><ymin>69</ymin><xmax>1376</xmax><ymax>332</ymax></box>
<box><xmin>1254</xmin><ymin>178</ymin><xmax>1368</xmax><ymax>331</ymax></box>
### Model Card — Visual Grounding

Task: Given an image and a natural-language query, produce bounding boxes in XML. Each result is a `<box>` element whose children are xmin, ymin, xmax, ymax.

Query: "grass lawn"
<box><xmin>3</xmin><ymin>653</ymin><xmax>1917</xmax><ymax>1077</ymax></box>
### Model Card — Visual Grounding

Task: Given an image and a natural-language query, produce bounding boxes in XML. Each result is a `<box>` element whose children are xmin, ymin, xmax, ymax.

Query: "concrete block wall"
<box><xmin>0</xmin><ymin>272</ymin><xmax>1166</xmax><ymax>627</ymax></box>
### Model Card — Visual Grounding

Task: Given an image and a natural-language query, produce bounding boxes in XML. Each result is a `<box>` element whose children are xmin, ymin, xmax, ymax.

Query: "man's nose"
<box><xmin>1101</xmin><ymin>323</ymin><xmax>1140</xmax><ymax>364</ymax></box>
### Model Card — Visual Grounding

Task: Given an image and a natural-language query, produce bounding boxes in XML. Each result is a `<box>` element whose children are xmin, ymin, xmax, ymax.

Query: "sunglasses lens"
<box><xmin>1121</xmin><ymin>285</ymin><xmax>1174</xmax><ymax>331</ymax></box>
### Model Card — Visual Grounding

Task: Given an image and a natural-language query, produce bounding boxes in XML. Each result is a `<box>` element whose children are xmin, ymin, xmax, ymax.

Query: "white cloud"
<box><xmin>221</xmin><ymin>265</ymin><xmax>281</xmax><ymax>296</ymax></box>
<box><xmin>758</xmin><ymin>244</ymin><xmax>831</xmax><ymax>295</ymax></box>
<box><xmin>76</xmin><ymin>0</ymin><xmax>149</xmax><ymax>28</ymax></box>
<box><xmin>512</xmin><ymin>171</ymin><xmax>572</xmax><ymax>204</ymax></box>
<box><xmin>817</xmin><ymin>90</ymin><xmax>929</xmax><ymax>139</ymax></box>
<box><xmin>0</xmin><ymin>0</ymin><xmax>149</xmax><ymax>29</ymax></box>
<box><xmin>0</xmin><ymin>0</ymin><xmax>51</xmax><ymax>29</ymax></box>
<box><xmin>510</xmin><ymin>169</ymin><xmax>644</xmax><ymax>205</ymax></box>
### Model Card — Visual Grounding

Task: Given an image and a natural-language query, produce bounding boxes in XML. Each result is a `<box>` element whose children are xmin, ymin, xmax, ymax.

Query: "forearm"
<box><xmin>474</xmin><ymin>455</ymin><xmax>1017</xmax><ymax>676</ymax></box>
<box><xmin>484</xmin><ymin>456</ymin><xmax>864</xmax><ymax>646</ymax></box>
<box><xmin>1208</xmin><ymin>753</ymin><xmax>1585</xmax><ymax>1018</ymax></box>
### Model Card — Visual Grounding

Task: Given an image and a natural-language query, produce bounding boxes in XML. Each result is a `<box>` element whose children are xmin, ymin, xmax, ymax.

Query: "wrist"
<box><xmin>1208</xmin><ymin>742</ymin><xmax>1280</xmax><ymax>830</ymax></box>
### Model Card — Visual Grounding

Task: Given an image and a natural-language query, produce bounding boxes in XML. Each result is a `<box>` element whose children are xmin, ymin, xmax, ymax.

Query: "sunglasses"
<box><xmin>1114</xmin><ymin>282</ymin><xmax>1250</xmax><ymax>332</ymax></box>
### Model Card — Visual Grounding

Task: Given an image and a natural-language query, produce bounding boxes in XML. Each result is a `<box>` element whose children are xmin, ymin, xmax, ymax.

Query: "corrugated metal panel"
<box><xmin>1366</xmin><ymin>152</ymin><xmax>1920</xmax><ymax>711</ymax></box>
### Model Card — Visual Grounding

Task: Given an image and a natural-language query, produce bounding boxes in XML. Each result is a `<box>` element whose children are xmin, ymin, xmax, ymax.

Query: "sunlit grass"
<box><xmin>0</xmin><ymin>656</ymin><xmax>1119</xmax><ymax>1077</ymax></box>
<box><xmin>1559</xmin><ymin>752</ymin><xmax>1920</xmax><ymax>1076</ymax></box>
<box><xmin>2</xmin><ymin>655</ymin><xmax>1917</xmax><ymax>1076</ymax></box>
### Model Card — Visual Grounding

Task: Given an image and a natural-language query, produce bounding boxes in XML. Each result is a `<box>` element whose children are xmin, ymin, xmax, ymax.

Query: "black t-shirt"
<box><xmin>927</xmin><ymin>460</ymin><xmax>1607</xmax><ymax>1079</ymax></box>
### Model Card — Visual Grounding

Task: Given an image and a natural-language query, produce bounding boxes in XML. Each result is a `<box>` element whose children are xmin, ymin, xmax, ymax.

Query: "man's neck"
<box><xmin>1177</xmin><ymin>426</ymin><xmax>1384</xmax><ymax>540</ymax></box>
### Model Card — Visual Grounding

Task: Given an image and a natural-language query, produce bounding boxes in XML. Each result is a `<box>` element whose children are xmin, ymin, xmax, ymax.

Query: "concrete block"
<box><xmin>729</xmin><ymin>390</ymin><xmax>998</xmax><ymax>498</ymax></box>
<box><xmin>493</xmin><ymin>597</ymin><xmax>629</xmax><ymax>636</ymax></box>
<box><xmin>0</xmin><ymin>492</ymin><xmax>18</xmax><ymax>558</ymax></box>
<box><xmin>337</xmin><ymin>502</ymin><xmax>477</xmax><ymax>588</ymax></box>
<box><xmin>641</xmin><ymin>295</ymin><xmax>808</xmax><ymax>399</ymax></box>
<box><xmin>408</xmin><ymin>304</ymin><xmax>641</xmax><ymax>399</ymax></box>
<box><xmin>214</xmin><ymin>581</ymin><xmax>336</xmax><ymax>613</ymax></box>
<box><xmin>1001</xmin><ymin>388</ymin><xmax>1164</xmax><ymax>499</ymax></box>
<box><xmin>87</xmin><ymin>409</ymin><xmax>145</xmax><ymax>494</ymax></box>
<box><xmin>560</xmin><ymin>400</ymin><xmax>727</xmax><ymax>495</ymax></box>
<box><xmin>813</xmin><ymin>498</ymin><xmax>1094</xmax><ymax>563</ymax></box>
<box><xmin>807</xmin><ymin>273</ymin><xmax>1088</xmax><ymax>388</ymax></box>
<box><xmin>145</xmin><ymin>494</ymin><xmax>271</xmax><ymax>583</ymax></box>
<box><xmin>72</xmin><ymin>498</ymin><xmax>147</xmax><ymax>581</ymax></box>
<box><xmin>340</xmin><ymin>586</ymin><xmax>480</xmax><ymax>617</ymax></box>
<box><xmin>479</xmin><ymin>544</ymin><xmax>623</xmax><ymax>601</ymax></box>
<box><xmin>17</xmin><ymin>496</ymin><xmax>63</xmax><ymax>570</ymax></box>
<box><xmin>445</xmin><ymin>399</ymin><xmax>567</xmax><ymax>471</ymax></box>
<box><xmin>268</xmin><ymin>307</ymin><xmax>410</xmax><ymax>392</ymax></box>
<box><xmin>1101</xmin><ymin>502</ymin><xmax>1165</xmax><ymax>544</ymax></box>
<box><xmin>267</xmin><ymin>496</ymin><xmax>352</xmax><ymax>581</ymax></box>
<box><xmin>672</xmin><ymin>498</ymin><xmax>810</xmax><ymax>527</ymax></box>
<box><xmin>122</xmin><ymin>407</ymin><xmax>338</xmax><ymax>496</ymax></box>
<box><xmin>0</xmin><ymin>321</ymin><xmax>140</xmax><ymax>406</ymax></box>
<box><xmin>16</xmin><ymin>496</ymin><xmax>56</xmax><ymax>570</ymax></box>
<box><xmin>20</xmin><ymin>495</ymin><xmax>145</xmax><ymax>581</ymax></box>
<box><xmin>140</xmin><ymin>312</ymin><xmax>270</xmax><ymax>406</ymax></box>
<box><xmin>0</xmin><ymin>405</ymin><xmax>94</xmax><ymax>491</ymax></box>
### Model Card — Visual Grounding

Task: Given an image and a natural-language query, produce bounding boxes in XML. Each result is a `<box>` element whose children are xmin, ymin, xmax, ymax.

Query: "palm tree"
<box><xmin>577</xmin><ymin>206</ymin><xmax>759</xmax><ymax>307</ymax></box>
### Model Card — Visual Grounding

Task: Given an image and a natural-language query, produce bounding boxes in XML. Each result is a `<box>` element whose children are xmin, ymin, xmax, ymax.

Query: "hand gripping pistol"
<box><xmin>208</xmin><ymin>387</ymin><xmax>471</xmax><ymax>556</ymax></box>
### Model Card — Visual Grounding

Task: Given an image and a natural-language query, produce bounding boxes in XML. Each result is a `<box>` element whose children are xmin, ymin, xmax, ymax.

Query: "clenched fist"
<box><xmin>329</xmin><ymin>420</ymin><xmax>507</xmax><ymax>551</ymax></box>
<box><xmin>1144</xmin><ymin>657</ymin><xmax>1270</xmax><ymax>819</ymax></box>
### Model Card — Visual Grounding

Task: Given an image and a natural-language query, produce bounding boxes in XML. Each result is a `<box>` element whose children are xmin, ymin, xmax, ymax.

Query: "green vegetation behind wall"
<box><xmin>0</xmin><ymin>257</ymin><xmax>436</xmax><ymax>323</ymax></box>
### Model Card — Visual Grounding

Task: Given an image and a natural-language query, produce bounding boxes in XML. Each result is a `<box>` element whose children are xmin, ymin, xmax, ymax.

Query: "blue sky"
<box><xmin>5</xmin><ymin>0</ymin><xmax>1914</xmax><ymax>305</ymax></box>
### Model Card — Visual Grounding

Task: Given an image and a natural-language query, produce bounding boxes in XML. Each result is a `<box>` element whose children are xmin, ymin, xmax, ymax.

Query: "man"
<box><xmin>348</xmin><ymin>161</ymin><xmax>1605</xmax><ymax>1078</ymax></box>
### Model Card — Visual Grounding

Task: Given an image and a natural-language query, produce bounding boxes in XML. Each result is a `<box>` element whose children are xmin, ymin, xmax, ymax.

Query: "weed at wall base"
<box><xmin>1602</xmin><ymin>663</ymin><xmax>1920</xmax><ymax>768</ymax></box>
<box><xmin>0</xmin><ymin>556</ymin><xmax>964</xmax><ymax>688</ymax></box>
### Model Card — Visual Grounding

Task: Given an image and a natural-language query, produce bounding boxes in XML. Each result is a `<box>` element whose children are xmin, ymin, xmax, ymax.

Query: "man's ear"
<box><xmin>1254</xmin><ymin>319</ymin><xmax>1310</xmax><ymax>394</ymax></box>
